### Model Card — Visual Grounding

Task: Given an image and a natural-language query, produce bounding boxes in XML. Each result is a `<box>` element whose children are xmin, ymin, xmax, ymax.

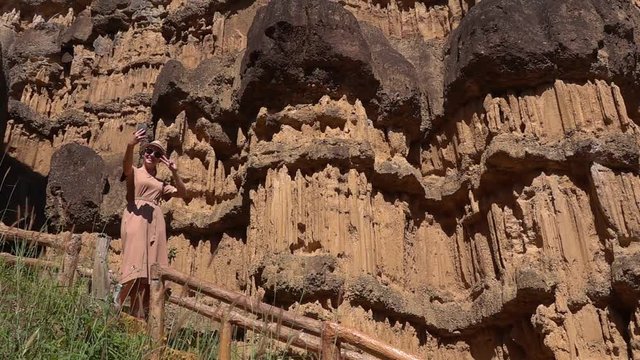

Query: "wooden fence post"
<box><xmin>91</xmin><ymin>233</ymin><xmax>110</xmax><ymax>300</ymax></box>
<box><xmin>148</xmin><ymin>263</ymin><xmax>165</xmax><ymax>360</ymax></box>
<box><xmin>321</xmin><ymin>321</ymin><xmax>341</xmax><ymax>360</ymax></box>
<box><xmin>219</xmin><ymin>320</ymin><xmax>232</xmax><ymax>360</ymax></box>
<box><xmin>58</xmin><ymin>233</ymin><xmax>81</xmax><ymax>287</ymax></box>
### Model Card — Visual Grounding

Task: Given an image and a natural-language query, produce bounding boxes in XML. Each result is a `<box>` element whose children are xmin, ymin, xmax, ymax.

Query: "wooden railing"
<box><xmin>0</xmin><ymin>222</ymin><xmax>81</xmax><ymax>286</ymax></box>
<box><xmin>149</xmin><ymin>264</ymin><xmax>421</xmax><ymax>360</ymax></box>
<box><xmin>0</xmin><ymin>223</ymin><xmax>422</xmax><ymax>360</ymax></box>
<box><xmin>0</xmin><ymin>223</ymin><xmax>110</xmax><ymax>293</ymax></box>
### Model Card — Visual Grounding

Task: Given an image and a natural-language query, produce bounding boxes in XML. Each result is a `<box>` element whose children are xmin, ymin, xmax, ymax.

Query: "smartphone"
<box><xmin>136</xmin><ymin>123</ymin><xmax>148</xmax><ymax>133</ymax></box>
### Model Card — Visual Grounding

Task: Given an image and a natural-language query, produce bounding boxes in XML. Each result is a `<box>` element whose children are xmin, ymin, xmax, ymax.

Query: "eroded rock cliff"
<box><xmin>3</xmin><ymin>0</ymin><xmax>640</xmax><ymax>358</ymax></box>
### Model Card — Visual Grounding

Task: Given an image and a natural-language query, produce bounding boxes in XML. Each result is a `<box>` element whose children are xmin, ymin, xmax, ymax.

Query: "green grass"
<box><xmin>0</xmin><ymin>253</ymin><xmax>313</xmax><ymax>360</ymax></box>
<box><xmin>0</xmin><ymin>257</ymin><xmax>149</xmax><ymax>360</ymax></box>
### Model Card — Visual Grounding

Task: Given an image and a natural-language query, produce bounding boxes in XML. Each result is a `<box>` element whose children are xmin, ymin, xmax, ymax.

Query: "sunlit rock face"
<box><xmin>4</xmin><ymin>0</ymin><xmax>640</xmax><ymax>357</ymax></box>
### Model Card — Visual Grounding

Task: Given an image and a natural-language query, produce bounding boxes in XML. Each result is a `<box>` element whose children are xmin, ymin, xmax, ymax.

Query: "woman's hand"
<box><xmin>160</xmin><ymin>155</ymin><xmax>178</xmax><ymax>172</ymax></box>
<box><xmin>129</xmin><ymin>128</ymin><xmax>146</xmax><ymax>146</ymax></box>
<box><xmin>161</xmin><ymin>155</ymin><xmax>186</xmax><ymax>197</ymax></box>
<box><xmin>123</xmin><ymin>128</ymin><xmax>145</xmax><ymax>179</ymax></box>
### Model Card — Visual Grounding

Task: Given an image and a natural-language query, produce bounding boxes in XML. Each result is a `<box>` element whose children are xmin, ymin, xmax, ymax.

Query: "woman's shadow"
<box><xmin>126</xmin><ymin>203</ymin><xmax>155</xmax><ymax>223</ymax></box>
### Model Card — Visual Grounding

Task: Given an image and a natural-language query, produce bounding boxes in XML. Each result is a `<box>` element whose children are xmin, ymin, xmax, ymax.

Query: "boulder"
<box><xmin>612</xmin><ymin>250</ymin><xmax>640</xmax><ymax>307</ymax></box>
<box><xmin>8</xmin><ymin>100</ymin><xmax>88</xmax><ymax>139</ymax></box>
<box><xmin>7</xmin><ymin>99</ymin><xmax>49</xmax><ymax>137</ymax></box>
<box><xmin>193</xmin><ymin>118</ymin><xmax>235</xmax><ymax>155</ymax></box>
<box><xmin>161</xmin><ymin>0</ymin><xmax>217</xmax><ymax>40</ymax></box>
<box><xmin>0</xmin><ymin>0</ymin><xmax>91</xmax><ymax>19</ymax></box>
<box><xmin>372</xmin><ymin>157</ymin><xmax>426</xmax><ymax>195</ymax></box>
<box><xmin>393</xmin><ymin>35</ymin><xmax>445</xmax><ymax>134</ymax></box>
<box><xmin>9</xmin><ymin>22</ymin><xmax>62</xmax><ymax>61</ymax></box>
<box><xmin>7</xmin><ymin>22</ymin><xmax>64</xmax><ymax>91</ymax></box>
<box><xmin>239</xmin><ymin>0</ymin><xmax>423</xmax><ymax>135</ymax></box>
<box><xmin>348</xmin><ymin>275</ymin><xmax>411</xmax><ymax>317</ymax></box>
<box><xmin>247</xmin><ymin>138</ymin><xmax>375</xmax><ymax>176</ymax></box>
<box><xmin>61</xmin><ymin>8</ymin><xmax>94</xmax><ymax>46</ymax></box>
<box><xmin>483</xmin><ymin>132</ymin><xmax>640</xmax><ymax>173</ymax></box>
<box><xmin>151</xmin><ymin>60</ymin><xmax>187</xmax><ymax>117</ymax></box>
<box><xmin>98</xmin><ymin>153</ymin><xmax>128</xmax><ymax>236</ymax></box>
<box><xmin>151</xmin><ymin>57</ymin><xmax>239</xmax><ymax>125</ymax></box>
<box><xmin>169</xmin><ymin>194</ymin><xmax>246</xmax><ymax>234</ymax></box>
<box><xmin>239</xmin><ymin>0</ymin><xmax>377</xmax><ymax>116</ymax></box>
<box><xmin>445</xmin><ymin>0</ymin><xmax>640</xmax><ymax>113</ymax></box>
<box><xmin>91</xmin><ymin>0</ymin><xmax>165</xmax><ymax>34</ymax></box>
<box><xmin>253</xmin><ymin>253</ymin><xmax>345</xmax><ymax>306</ymax></box>
<box><xmin>91</xmin><ymin>0</ymin><xmax>132</xmax><ymax>34</ymax></box>
<box><xmin>46</xmin><ymin>143</ymin><xmax>107</xmax><ymax>232</ymax></box>
<box><xmin>359</xmin><ymin>22</ymin><xmax>421</xmax><ymax>134</ymax></box>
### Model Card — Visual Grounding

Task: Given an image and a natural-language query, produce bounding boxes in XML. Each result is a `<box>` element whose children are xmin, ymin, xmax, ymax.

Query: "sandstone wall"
<box><xmin>3</xmin><ymin>0</ymin><xmax>640</xmax><ymax>358</ymax></box>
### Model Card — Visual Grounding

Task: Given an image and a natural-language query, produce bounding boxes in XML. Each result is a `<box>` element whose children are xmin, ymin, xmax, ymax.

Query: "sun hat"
<box><xmin>145</xmin><ymin>140</ymin><xmax>166</xmax><ymax>155</ymax></box>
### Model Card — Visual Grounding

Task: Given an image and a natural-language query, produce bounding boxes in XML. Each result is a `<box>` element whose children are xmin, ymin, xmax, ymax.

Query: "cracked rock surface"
<box><xmin>4</xmin><ymin>0</ymin><xmax>640</xmax><ymax>357</ymax></box>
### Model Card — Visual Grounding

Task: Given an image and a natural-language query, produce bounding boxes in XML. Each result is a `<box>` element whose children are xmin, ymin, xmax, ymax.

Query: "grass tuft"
<box><xmin>0</xmin><ymin>258</ymin><xmax>149</xmax><ymax>360</ymax></box>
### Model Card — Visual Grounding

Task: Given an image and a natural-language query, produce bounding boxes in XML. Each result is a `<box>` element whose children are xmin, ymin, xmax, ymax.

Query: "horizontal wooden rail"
<box><xmin>0</xmin><ymin>222</ymin><xmax>66</xmax><ymax>250</ymax></box>
<box><xmin>0</xmin><ymin>254</ymin><xmax>107</xmax><ymax>287</ymax></box>
<box><xmin>0</xmin><ymin>224</ymin><xmax>83</xmax><ymax>289</ymax></box>
<box><xmin>158</xmin><ymin>265</ymin><xmax>320</xmax><ymax>333</ymax></box>
<box><xmin>330</xmin><ymin>322</ymin><xmax>421</xmax><ymax>360</ymax></box>
<box><xmin>0</xmin><ymin>252</ymin><xmax>59</xmax><ymax>269</ymax></box>
<box><xmin>76</xmin><ymin>266</ymin><xmax>94</xmax><ymax>278</ymax></box>
<box><xmin>168</xmin><ymin>296</ymin><xmax>374</xmax><ymax>360</ymax></box>
<box><xmin>76</xmin><ymin>265</ymin><xmax>117</xmax><ymax>285</ymax></box>
<box><xmin>156</xmin><ymin>265</ymin><xmax>421</xmax><ymax>360</ymax></box>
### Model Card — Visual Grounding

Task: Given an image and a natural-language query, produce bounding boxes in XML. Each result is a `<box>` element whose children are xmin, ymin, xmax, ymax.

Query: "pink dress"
<box><xmin>120</xmin><ymin>166</ymin><xmax>176</xmax><ymax>284</ymax></box>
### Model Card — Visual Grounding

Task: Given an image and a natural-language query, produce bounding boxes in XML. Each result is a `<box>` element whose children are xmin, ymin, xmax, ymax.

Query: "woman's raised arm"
<box><xmin>123</xmin><ymin>128</ymin><xmax>146</xmax><ymax>178</ymax></box>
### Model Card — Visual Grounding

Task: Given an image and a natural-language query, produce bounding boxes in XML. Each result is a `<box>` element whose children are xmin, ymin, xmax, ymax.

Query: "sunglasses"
<box><xmin>144</xmin><ymin>148</ymin><xmax>163</xmax><ymax>158</ymax></box>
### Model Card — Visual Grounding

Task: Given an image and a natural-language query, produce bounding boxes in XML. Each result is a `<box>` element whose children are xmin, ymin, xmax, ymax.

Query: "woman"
<box><xmin>118</xmin><ymin>128</ymin><xmax>185</xmax><ymax>318</ymax></box>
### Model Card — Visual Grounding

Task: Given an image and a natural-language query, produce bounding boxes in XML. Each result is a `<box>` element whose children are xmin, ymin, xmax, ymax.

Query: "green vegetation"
<box><xmin>0</xmin><ymin>253</ymin><xmax>309</xmax><ymax>360</ymax></box>
<box><xmin>0</xmin><ymin>258</ymin><xmax>148</xmax><ymax>359</ymax></box>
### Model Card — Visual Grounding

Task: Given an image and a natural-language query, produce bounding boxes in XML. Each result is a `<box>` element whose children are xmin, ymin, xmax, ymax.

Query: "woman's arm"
<box><xmin>161</xmin><ymin>156</ymin><xmax>186</xmax><ymax>198</ymax></box>
<box><xmin>123</xmin><ymin>128</ymin><xmax>146</xmax><ymax>178</ymax></box>
<box><xmin>171</xmin><ymin>168</ymin><xmax>187</xmax><ymax>198</ymax></box>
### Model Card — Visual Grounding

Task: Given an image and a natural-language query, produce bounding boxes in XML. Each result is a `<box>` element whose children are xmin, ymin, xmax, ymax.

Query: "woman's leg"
<box><xmin>118</xmin><ymin>279</ymin><xmax>147</xmax><ymax>319</ymax></box>
<box><xmin>118</xmin><ymin>279</ymin><xmax>136</xmax><ymax>307</ymax></box>
<box><xmin>130</xmin><ymin>279</ymin><xmax>146</xmax><ymax>319</ymax></box>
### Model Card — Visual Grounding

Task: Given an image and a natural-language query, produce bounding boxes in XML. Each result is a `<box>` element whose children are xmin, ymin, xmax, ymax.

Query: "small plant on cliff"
<box><xmin>168</xmin><ymin>246</ymin><xmax>178</xmax><ymax>264</ymax></box>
